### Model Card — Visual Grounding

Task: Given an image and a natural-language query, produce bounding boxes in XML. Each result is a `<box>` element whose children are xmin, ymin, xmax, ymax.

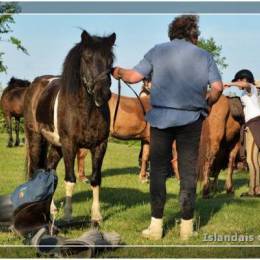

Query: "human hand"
<box><xmin>111</xmin><ymin>67</ymin><xmax>121</xmax><ymax>80</ymax></box>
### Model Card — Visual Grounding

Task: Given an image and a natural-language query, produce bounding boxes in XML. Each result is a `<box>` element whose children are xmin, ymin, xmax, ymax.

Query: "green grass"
<box><xmin>1</xmin><ymin>133</ymin><xmax>260</xmax><ymax>258</ymax></box>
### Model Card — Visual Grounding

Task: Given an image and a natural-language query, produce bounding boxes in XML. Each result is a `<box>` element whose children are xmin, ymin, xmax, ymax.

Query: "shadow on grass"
<box><xmin>102</xmin><ymin>167</ymin><xmax>140</xmax><ymax>177</ymax></box>
<box><xmin>56</xmin><ymin>186</ymin><xmax>177</xmax><ymax>223</ymax></box>
<box><xmin>196</xmin><ymin>194</ymin><xmax>260</xmax><ymax>229</ymax></box>
<box><xmin>215</xmin><ymin>174</ymin><xmax>248</xmax><ymax>193</ymax></box>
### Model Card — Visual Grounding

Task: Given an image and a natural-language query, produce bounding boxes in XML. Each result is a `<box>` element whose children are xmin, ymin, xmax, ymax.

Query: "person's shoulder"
<box><xmin>152</xmin><ymin>41</ymin><xmax>171</xmax><ymax>49</ymax></box>
<box><xmin>192</xmin><ymin>44</ymin><xmax>211</xmax><ymax>56</ymax></box>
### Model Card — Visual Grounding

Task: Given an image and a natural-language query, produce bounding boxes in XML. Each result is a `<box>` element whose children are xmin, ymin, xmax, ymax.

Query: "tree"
<box><xmin>198</xmin><ymin>37</ymin><xmax>228</xmax><ymax>73</ymax></box>
<box><xmin>0</xmin><ymin>2</ymin><xmax>28</xmax><ymax>73</ymax></box>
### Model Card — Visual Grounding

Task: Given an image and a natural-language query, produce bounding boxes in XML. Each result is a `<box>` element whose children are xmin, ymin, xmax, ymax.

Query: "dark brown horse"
<box><xmin>198</xmin><ymin>96</ymin><xmax>243</xmax><ymax>198</ymax></box>
<box><xmin>77</xmin><ymin>80</ymin><xmax>180</xmax><ymax>182</ymax></box>
<box><xmin>23</xmin><ymin>30</ymin><xmax>116</xmax><ymax>223</ymax></box>
<box><xmin>0</xmin><ymin>78</ymin><xmax>30</xmax><ymax>147</ymax></box>
<box><xmin>77</xmin><ymin>85</ymin><xmax>151</xmax><ymax>183</ymax></box>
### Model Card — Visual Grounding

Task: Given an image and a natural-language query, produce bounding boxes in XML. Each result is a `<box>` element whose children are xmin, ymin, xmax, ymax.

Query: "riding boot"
<box><xmin>141</xmin><ymin>217</ymin><xmax>163</xmax><ymax>240</ymax></box>
<box><xmin>180</xmin><ymin>218</ymin><xmax>193</xmax><ymax>240</ymax></box>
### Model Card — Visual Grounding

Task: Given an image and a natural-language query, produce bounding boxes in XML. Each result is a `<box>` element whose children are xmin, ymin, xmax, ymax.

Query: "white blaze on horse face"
<box><xmin>91</xmin><ymin>185</ymin><xmax>102</xmax><ymax>222</ymax></box>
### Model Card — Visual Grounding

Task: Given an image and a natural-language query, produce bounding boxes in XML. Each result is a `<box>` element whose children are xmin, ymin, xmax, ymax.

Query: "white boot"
<box><xmin>142</xmin><ymin>217</ymin><xmax>163</xmax><ymax>240</ymax></box>
<box><xmin>180</xmin><ymin>218</ymin><xmax>193</xmax><ymax>240</ymax></box>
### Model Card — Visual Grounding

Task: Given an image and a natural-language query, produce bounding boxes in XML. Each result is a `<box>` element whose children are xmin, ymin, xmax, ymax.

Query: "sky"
<box><xmin>1</xmin><ymin>14</ymin><xmax>260</xmax><ymax>96</ymax></box>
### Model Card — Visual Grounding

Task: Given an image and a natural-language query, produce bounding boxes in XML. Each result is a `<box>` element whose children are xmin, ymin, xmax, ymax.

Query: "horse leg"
<box><xmin>5</xmin><ymin>114</ymin><xmax>13</xmax><ymax>147</ymax></box>
<box><xmin>14</xmin><ymin>117</ymin><xmax>20</xmax><ymax>146</ymax></box>
<box><xmin>202</xmin><ymin>121</ymin><xmax>225</xmax><ymax>198</ymax></box>
<box><xmin>138</xmin><ymin>140</ymin><xmax>144</xmax><ymax>168</ymax></box>
<box><xmin>139</xmin><ymin>141</ymin><xmax>150</xmax><ymax>183</ymax></box>
<box><xmin>172</xmin><ymin>141</ymin><xmax>180</xmax><ymax>180</ymax></box>
<box><xmin>62</xmin><ymin>141</ymin><xmax>77</xmax><ymax>221</ymax></box>
<box><xmin>202</xmin><ymin>155</ymin><xmax>215</xmax><ymax>198</ymax></box>
<box><xmin>25</xmin><ymin>129</ymin><xmax>48</xmax><ymax>178</ymax></box>
<box><xmin>226</xmin><ymin>142</ymin><xmax>240</xmax><ymax>194</ymax></box>
<box><xmin>77</xmin><ymin>148</ymin><xmax>88</xmax><ymax>182</ymax></box>
<box><xmin>89</xmin><ymin>141</ymin><xmax>107</xmax><ymax>224</ymax></box>
<box><xmin>47</xmin><ymin>145</ymin><xmax>63</xmax><ymax>215</ymax></box>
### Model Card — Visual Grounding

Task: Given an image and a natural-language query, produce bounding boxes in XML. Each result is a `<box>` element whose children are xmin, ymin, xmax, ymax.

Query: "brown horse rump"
<box><xmin>246</xmin><ymin>116</ymin><xmax>260</xmax><ymax>149</ymax></box>
<box><xmin>36</xmin><ymin>78</ymin><xmax>61</xmax><ymax>130</ymax></box>
<box><xmin>228</xmin><ymin>97</ymin><xmax>245</xmax><ymax>124</ymax></box>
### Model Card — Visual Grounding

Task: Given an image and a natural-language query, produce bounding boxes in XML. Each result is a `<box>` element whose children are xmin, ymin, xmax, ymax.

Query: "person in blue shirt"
<box><xmin>112</xmin><ymin>15</ymin><xmax>223</xmax><ymax>240</ymax></box>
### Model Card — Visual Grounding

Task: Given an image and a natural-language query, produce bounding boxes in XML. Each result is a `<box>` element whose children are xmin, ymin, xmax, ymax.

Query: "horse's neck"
<box><xmin>60</xmin><ymin>86</ymin><xmax>93</xmax><ymax>112</ymax></box>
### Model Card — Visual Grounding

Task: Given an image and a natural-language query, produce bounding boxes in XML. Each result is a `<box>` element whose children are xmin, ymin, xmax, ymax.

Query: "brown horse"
<box><xmin>0</xmin><ymin>77</ymin><xmax>30</xmax><ymax>147</ymax></box>
<box><xmin>23</xmin><ymin>30</ymin><xmax>116</xmax><ymax>223</ymax></box>
<box><xmin>198</xmin><ymin>95</ymin><xmax>243</xmax><ymax>198</ymax></box>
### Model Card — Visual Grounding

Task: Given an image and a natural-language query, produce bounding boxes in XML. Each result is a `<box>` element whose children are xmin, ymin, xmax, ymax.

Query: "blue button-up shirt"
<box><xmin>133</xmin><ymin>39</ymin><xmax>222</xmax><ymax>129</ymax></box>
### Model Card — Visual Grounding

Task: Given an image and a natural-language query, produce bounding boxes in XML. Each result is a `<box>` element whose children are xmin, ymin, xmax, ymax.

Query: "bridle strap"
<box><xmin>112</xmin><ymin>79</ymin><xmax>122</xmax><ymax>130</ymax></box>
<box><xmin>82</xmin><ymin>69</ymin><xmax>111</xmax><ymax>95</ymax></box>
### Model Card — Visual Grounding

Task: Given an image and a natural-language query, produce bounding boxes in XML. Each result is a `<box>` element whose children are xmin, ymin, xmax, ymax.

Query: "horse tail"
<box><xmin>197</xmin><ymin>119</ymin><xmax>210</xmax><ymax>182</ymax></box>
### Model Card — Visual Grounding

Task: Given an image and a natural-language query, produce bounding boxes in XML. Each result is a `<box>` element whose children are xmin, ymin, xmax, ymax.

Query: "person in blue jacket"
<box><xmin>112</xmin><ymin>15</ymin><xmax>223</xmax><ymax>240</ymax></box>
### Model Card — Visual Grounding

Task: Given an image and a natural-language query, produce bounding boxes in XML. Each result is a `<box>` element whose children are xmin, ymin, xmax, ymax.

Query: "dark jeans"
<box><xmin>150</xmin><ymin>117</ymin><xmax>203</xmax><ymax>220</ymax></box>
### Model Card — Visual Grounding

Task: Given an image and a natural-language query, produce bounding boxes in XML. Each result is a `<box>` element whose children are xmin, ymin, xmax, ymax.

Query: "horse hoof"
<box><xmin>7</xmin><ymin>143</ymin><xmax>13</xmax><ymax>148</ymax></box>
<box><xmin>226</xmin><ymin>188</ymin><xmax>234</xmax><ymax>195</ymax></box>
<box><xmin>14</xmin><ymin>142</ymin><xmax>20</xmax><ymax>147</ymax></box>
<box><xmin>91</xmin><ymin>220</ymin><xmax>101</xmax><ymax>229</ymax></box>
<box><xmin>202</xmin><ymin>190</ymin><xmax>212</xmax><ymax>199</ymax></box>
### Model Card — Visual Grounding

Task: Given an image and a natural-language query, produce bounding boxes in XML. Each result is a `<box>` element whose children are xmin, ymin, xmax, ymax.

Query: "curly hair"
<box><xmin>168</xmin><ymin>15</ymin><xmax>200</xmax><ymax>42</ymax></box>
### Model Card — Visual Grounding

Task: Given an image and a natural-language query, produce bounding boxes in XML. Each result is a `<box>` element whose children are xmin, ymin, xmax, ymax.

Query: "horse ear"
<box><xmin>81</xmin><ymin>30</ymin><xmax>91</xmax><ymax>44</ymax></box>
<box><xmin>106</xmin><ymin>33</ymin><xmax>116</xmax><ymax>47</ymax></box>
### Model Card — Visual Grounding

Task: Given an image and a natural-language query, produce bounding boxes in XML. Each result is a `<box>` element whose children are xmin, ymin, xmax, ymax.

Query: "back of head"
<box><xmin>168</xmin><ymin>15</ymin><xmax>200</xmax><ymax>43</ymax></box>
<box><xmin>232</xmin><ymin>69</ymin><xmax>255</xmax><ymax>84</ymax></box>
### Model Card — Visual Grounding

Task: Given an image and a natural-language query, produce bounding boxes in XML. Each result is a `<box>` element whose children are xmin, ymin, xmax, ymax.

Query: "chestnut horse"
<box><xmin>0</xmin><ymin>78</ymin><xmax>30</xmax><ymax>147</ymax></box>
<box><xmin>23</xmin><ymin>30</ymin><xmax>116</xmax><ymax>223</ymax></box>
<box><xmin>198</xmin><ymin>96</ymin><xmax>243</xmax><ymax>198</ymax></box>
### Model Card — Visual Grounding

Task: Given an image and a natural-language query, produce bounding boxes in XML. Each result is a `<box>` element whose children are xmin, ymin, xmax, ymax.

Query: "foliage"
<box><xmin>0</xmin><ymin>2</ymin><xmax>28</xmax><ymax>73</ymax></box>
<box><xmin>198</xmin><ymin>37</ymin><xmax>228</xmax><ymax>73</ymax></box>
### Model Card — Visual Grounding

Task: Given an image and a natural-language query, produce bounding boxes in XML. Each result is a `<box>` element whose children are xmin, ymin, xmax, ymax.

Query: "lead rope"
<box><xmin>112</xmin><ymin>79</ymin><xmax>147</xmax><ymax>134</ymax></box>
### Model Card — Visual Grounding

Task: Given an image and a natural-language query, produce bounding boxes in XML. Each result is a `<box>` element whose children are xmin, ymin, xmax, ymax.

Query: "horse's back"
<box><xmin>24</xmin><ymin>75</ymin><xmax>60</xmax><ymax>132</ymax></box>
<box><xmin>1</xmin><ymin>86</ymin><xmax>28</xmax><ymax>117</ymax></box>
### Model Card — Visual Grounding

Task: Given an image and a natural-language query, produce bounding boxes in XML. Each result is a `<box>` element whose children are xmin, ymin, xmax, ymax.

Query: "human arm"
<box><xmin>224</xmin><ymin>81</ymin><xmax>253</xmax><ymax>93</ymax></box>
<box><xmin>206</xmin><ymin>54</ymin><xmax>223</xmax><ymax>106</ymax></box>
<box><xmin>206</xmin><ymin>81</ymin><xmax>223</xmax><ymax>106</ymax></box>
<box><xmin>112</xmin><ymin>67</ymin><xmax>144</xmax><ymax>84</ymax></box>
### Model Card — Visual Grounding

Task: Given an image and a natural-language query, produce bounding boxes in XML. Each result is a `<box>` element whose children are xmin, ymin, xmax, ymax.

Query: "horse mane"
<box><xmin>61</xmin><ymin>42</ymin><xmax>83</xmax><ymax>94</ymax></box>
<box><xmin>61</xmin><ymin>34</ymin><xmax>115</xmax><ymax>94</ymax></box>
<box><xmin>7</xmin><ymin>77</ymin><xmax>31</xmax><ymax>90</ymax></box>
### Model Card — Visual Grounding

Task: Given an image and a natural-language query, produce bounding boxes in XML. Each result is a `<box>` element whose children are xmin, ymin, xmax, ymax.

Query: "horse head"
<box><xmin>80</xmin><ymin>30</ymin><xmax>116</xmax><ymax>107</ymax></box>
<box><xmin>61</xmin><ymin>30</ymin><xmax>116</xmax><ymax>107</ymax></box>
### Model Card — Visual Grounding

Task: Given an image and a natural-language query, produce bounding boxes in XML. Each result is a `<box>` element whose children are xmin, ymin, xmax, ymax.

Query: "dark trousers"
<box><xmin>150</xmin><ymin>117</ymin><xmax>203</xmax><ymax>220</ymax></box>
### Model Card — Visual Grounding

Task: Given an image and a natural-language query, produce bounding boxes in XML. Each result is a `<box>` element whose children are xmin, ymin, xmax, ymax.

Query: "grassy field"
<box><xmin>1</xmin><ymin>132</ymin><xmax>260</xmax><ymax>258</ymax></box>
